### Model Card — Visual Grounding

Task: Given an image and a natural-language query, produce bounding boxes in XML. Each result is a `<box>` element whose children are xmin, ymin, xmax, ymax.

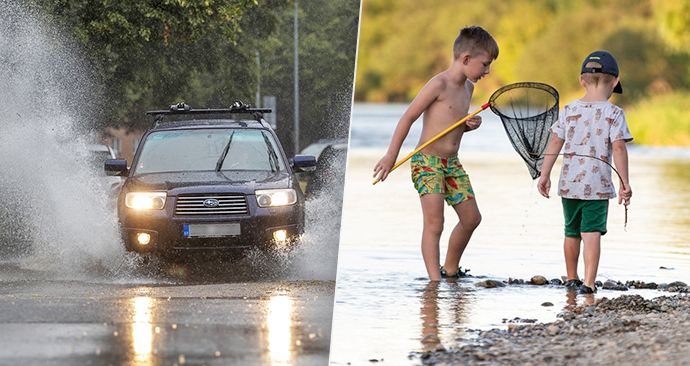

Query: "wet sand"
<box><xmin>419</xmin><ymin>292</ymin><xmax>690</xmax><ymax>366</ymax></box>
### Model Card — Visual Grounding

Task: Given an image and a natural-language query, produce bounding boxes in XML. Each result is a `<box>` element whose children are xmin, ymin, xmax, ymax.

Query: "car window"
<box><xmin>133</xmin><ymin>129</ymin><xmax>286</xmax><ymax>174</ymax></box>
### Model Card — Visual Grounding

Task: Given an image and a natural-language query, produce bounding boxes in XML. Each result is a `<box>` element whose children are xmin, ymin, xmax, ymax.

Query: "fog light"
<box><xmin>137</xmin><ymin>233</ymin><xmax>151</xmax><ymax>245</ymax></box>
<box><xmin>273</xmin><ymin>229</ymin><xmax>288</xmax><ymax>242</ymax></box>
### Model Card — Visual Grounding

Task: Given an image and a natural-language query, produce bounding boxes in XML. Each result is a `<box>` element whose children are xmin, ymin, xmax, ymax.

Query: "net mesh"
<box><xmin>489</xmin><ymin>82</ymin><xmax>559</xmax><ymax>179</ymax></box>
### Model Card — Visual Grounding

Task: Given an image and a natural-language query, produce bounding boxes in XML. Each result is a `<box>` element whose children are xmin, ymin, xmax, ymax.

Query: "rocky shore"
<box><xmin>418</xmin><ymin>294</ymin><xmax>690</xmax><ymax>365</ymax></box>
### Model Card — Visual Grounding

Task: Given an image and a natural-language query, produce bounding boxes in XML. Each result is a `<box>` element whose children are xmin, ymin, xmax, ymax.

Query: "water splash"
<box><xmin>288</xmin><ymin>92</ymin><xmax>351</xmax><ymax>281</ymax></box>
<box><xmin>0</xmin><ymin>1</ymin><xmax>127</xmax><ymax>277</ymax></box>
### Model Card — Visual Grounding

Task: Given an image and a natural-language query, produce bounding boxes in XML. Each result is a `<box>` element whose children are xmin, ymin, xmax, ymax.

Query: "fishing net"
<box><xmin>488</xmin><ymin>82</ymin><xmax>559</xmax><ymax>179</ymax></box>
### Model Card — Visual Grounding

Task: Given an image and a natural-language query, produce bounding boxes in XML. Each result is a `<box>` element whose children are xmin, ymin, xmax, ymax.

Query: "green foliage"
<box><xmin>35</xmin><ymin>0</ymin><xmax>359</xmax><ymax>154</ymax></box>
<box><xmin>653</xmin><ymin>0</ymin><xmax>690</xmax><ymax>53</ymax></box>
<box><xmin>627</xmin><ymin>92</ymin><xmax>690</xmax><ymax>146</ymax></box>
<box><xmin>253</xmin><ymin>0</ymin><xmax>359</xmax><ymax>152</ymax></box>
<box><xmin>357</xmin><ymin>0</ymin><xmax>690</xmax><ymax>145</ymax></box>
<box><xmin>38</xmin><ymin>0</ymin><xmax>279</xmax><ymax>127</ymax></box>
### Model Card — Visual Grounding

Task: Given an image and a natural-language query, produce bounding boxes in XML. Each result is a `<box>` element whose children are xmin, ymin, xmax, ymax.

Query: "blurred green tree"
<box><xmin>36</xmin><ymin>0</ymin><xmax>359</xmax><ymax>154</ymax></box>
<box><xmin>355</xmin><ymin>0</ymin><xmax>690</xmax><ymax>145</ymax></box>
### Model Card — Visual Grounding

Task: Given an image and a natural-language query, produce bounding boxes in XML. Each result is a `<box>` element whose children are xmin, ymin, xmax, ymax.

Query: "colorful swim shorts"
<box><xmin>410</xmin><ymin>151</ymin><xmax>475</xmax><ymax>206</ymax></box>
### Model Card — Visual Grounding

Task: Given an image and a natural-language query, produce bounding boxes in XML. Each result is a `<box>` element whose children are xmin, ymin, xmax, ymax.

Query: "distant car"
<box><xmin>86</xmin><ymin>143</ymin><xmax>122</xmax><ymax>189</ymax></box>
<box><xmin>299</xmin><ymin>138</ymin><xmax>348</xmax><ymax>197</ymax></box>
<box><xmin>105</xmin><ymin>102</ymin><xmax>316</xmax><ymax>254</ymax></box>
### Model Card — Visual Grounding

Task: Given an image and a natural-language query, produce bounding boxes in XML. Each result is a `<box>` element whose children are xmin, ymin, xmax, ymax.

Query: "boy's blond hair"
<box><xmin>453</xmin><ymin>26</ymin><xmax>499</xmax><ymax>60</ymax></box>
<box><xmin>581</xmin><ymin>61</ymin><xmax>616</xmax><ymax>87</ymax></box>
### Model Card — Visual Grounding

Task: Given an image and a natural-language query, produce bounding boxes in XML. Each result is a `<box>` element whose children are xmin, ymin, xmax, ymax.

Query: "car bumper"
<box><xmin>120</xmin><ymin>204</ymin><xmax>303</xmax><ymax>252</ymax></box>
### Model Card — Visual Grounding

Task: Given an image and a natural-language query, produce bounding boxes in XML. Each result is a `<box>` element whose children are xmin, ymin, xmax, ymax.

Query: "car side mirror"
<box><xmin>292</xmin><ymin>155</ymin><xmax>317</xmax><ymax>172</ymax></box>
<box><xmin>105</xmin><ymin>159</ymin><xmax>128</xmax><ymax>176</ymax></box>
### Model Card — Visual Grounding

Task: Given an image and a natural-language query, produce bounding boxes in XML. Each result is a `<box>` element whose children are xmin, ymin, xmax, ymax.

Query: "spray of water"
<box><xmin>288</xmin><ymin>90</ymin><xmax>352</xmax><ymax>281</ymax></box>
<box><xmin>0</xmin><ymin>1</ymin><xmax>127</xmax><ymax>277</ymax></box>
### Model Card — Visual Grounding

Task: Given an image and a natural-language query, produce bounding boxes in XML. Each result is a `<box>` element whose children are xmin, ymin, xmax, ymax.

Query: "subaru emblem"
<box><xmin>203</xmin><ymin>198</ymin><xmax>220</xmax><ymax>208</ymax></box>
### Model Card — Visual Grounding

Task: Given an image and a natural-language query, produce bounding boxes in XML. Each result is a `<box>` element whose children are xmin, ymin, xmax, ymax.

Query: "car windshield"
<box><xmin>133</xmin><ymin>128</ymin><xmax>286</xmax><ymax>174</ymax></box>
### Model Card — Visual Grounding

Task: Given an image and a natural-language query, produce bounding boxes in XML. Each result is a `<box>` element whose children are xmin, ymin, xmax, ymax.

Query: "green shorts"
<box><xmin>410</xmin><ymin>151</ymin><xmax>474</xmax><ymax>206</ymax></box>
<box><xmin>561</xmin><ymin>198</ymin><xmax>609</xmax><ymax>237</ymax></box>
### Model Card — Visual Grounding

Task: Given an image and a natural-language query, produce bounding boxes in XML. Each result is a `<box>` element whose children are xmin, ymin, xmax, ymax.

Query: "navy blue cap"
<box><xmin>581</xmin><ymin>50</ymin><xmax>623</xmax><ymax>94</ymax></box>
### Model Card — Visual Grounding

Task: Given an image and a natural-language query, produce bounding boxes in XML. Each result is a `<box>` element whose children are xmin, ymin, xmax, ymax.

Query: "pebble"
<box><xmin>602</xmin><ymin>280</ymin><xmax>628</xmax><ymax>291</ymax></box>
<box><xmin>474</xmin><ymin>280</ymin><xmax>505</xmax><ymax>288</ymax></box>
<box><xmin>474</xmin><ymin>351</ymin><xmax>489</xmax><ymax>360</ymax></box>
<box><xmin>530</xmin><ymin>275</ymin><xmax>548</xmax><ymax>285</ymax></box>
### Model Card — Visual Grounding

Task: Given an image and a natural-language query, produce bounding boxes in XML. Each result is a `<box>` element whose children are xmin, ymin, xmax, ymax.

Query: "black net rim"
<box><xmin>488</xmin><ymin>82</ymin><xmax>559</xmax><ymax>120</ymax></box>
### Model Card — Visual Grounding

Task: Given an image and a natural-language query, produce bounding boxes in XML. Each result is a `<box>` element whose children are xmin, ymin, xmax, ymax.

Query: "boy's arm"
<box><xmin>373</xmin><ymin>78</ymin><xmax>443</xmax><ymax>181</ymax></box>
<box><xmin>464</xmin><ymin>116</ymin><xmax>482</xmax><ymax>132</ymax></box>
<box><xmin>537</xmin><ymin>133</ymin><xmax>565</xmax><ymax>198</ymax></box>
<box><xmin>612</xmin><ymin>140</ymin><xmax>632</xmax><ymax>205</ymax></box>
<box><xmin>463</xmin><ymin>80</ymin><xmax>481</xmax><ymax>132</ymax></box>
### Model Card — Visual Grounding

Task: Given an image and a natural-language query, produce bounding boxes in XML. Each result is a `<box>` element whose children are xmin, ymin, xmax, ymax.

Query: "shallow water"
<box><xmin>329</xmin><ymin>104</ymin><xmax>690</xmax><ymax>365</ymax></box>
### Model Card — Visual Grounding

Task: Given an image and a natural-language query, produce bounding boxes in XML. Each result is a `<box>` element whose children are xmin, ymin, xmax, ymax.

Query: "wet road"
<box><xmin>0</xmin><ymin>260</ymin><xmax>334</xmax><ymax>366</ymax></box>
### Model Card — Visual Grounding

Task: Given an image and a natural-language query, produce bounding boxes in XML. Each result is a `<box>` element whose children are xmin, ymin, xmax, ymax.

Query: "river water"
<box><xmin>329</xmin><ymin>103</ymin><xmax>690</xmax><ymax>365</ymax></box>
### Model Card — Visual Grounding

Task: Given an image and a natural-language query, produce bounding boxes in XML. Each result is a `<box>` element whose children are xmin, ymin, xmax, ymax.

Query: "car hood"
<box><xmin>124</xmin><ymin>171</ymin><xmax>293</xmax><ymax>195</ymax></box>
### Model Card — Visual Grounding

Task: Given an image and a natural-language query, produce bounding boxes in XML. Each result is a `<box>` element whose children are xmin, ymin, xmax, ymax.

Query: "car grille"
<box><xmin>175</xmin><ymin>194</ymin><xmax>248</xmax><ymax>215</ymax></box>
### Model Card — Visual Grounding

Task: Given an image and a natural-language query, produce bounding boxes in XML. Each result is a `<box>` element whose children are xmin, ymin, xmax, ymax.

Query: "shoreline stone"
<box><xmin>417</xmin><ymin>294</ymin><xmax>690</xmax><ymax>365</ymax></box>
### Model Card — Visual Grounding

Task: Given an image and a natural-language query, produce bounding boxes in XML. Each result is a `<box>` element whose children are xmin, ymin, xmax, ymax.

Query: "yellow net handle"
<box><xmin>373</xmin><ymin>102</ymin><xmax>490</xmax><ymax>185</ymax></box>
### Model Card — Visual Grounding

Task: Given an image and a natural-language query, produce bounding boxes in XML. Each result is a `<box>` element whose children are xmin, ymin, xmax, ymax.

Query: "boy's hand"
<box><xmin>618</xmin><ymin>184</ymin><xmax>632</xmax><ymax>206</ymax></box>
<box><xmin>373</xmin><ymin>154</ymin><xmax>396</xmax><ymax>182</ymax></box>
<box><xmin>537</xmin><ymin>175</ymin><xmax>551</xmax><ymax>198</ymax></box>
<box><xmin>465</xmin><ymin>116</ymin><xmax>482</xmax><ymax>131</ymax></box>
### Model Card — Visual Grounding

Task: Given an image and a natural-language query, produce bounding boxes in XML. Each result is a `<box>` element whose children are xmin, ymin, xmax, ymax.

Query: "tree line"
<box><xmin>355</xmin><ymin>0</ymin><xmax>690</xmax><ymax>146</ymax></box>
<box><xmin>37</xmin><ymin>0</ymin><xmax>359</xmax><ymax>154</ymax></box>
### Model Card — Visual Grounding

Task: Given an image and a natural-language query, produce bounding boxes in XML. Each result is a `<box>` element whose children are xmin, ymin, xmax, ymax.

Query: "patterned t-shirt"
<box><xmin>550</xmin><ymin>99</ymin><xmax>633</xmax><ymax>200</ymax></box>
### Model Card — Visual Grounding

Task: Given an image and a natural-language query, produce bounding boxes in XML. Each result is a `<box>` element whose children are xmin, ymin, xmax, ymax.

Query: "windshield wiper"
<box><xmin>262</xmin><ymin>132</ymin><xmax>279</xmax><ymax>172</ymax></box>
<box><xmin>215</xmin><ymin>131</ymin><xmax>235</xmax><ymax>171</ymax></box>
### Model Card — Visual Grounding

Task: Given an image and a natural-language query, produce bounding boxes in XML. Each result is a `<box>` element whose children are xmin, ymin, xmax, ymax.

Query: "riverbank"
<box><xmin>417</xmin><ymin>293</ymin><xmax>690</xmax><ymax>365</ymax></box>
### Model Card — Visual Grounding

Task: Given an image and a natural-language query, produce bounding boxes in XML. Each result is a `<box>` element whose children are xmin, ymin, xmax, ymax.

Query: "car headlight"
<box><xmin>255</xmin><ymin>189</ymin><xmax>297</xmax><ymax>207</ymax></box>
<box><xmin>125</xmin><ymin>192</ymin><xmax>167</xmax><ymax>210</ymax></box>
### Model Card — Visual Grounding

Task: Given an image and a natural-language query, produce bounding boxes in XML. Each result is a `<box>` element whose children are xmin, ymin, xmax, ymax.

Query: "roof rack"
<box><xmin>147</xmin><ymin>101</ymin><xmax>272</xmax><ymax>127</ymax></box>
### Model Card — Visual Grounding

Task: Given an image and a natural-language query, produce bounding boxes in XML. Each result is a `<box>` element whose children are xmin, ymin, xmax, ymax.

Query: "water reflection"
<box><xmin>660</xmin><ymin>159</ymin><xmax>690</xmax><ymax>231</ymax></box>
<box><xmin>419</xmin><ymin>281</ymin><xmax>468</xmax><ymax>352</ymax></box>
<box><xmin>564</xmin><ymin>291</ymin><xmax>596</xmax><ymax>310</ymax></box>
<box><xmin>266</xmin><ymin>294</ymin><xmax>294</xmax><ymax>365</ymax></box>
<box><xmin>131</xmin><ymin>296</ymin><xmax>155</xmax><ymax>366</ymax></box>
<box><xmin>420</xmin><ymin>282</ymin><xmax>443</xmax><ymax>351</ymax></box>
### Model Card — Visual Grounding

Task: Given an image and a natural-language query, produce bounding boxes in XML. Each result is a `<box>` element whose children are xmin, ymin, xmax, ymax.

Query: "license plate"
<box><xmin>183</xmin><ymin>223</ymin><xmax>241</xmax><ymax>238</ymax></box>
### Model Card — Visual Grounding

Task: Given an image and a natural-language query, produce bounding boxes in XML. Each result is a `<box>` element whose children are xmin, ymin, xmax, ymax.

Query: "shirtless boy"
<box><xmin>373</xmin><ymin>26</ymin><xmax>499</xmax><ymax>281</ymax></box>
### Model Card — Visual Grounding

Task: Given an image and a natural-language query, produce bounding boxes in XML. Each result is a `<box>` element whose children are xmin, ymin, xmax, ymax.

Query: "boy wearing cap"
<box><xmin>537</xmin><ymin>50</ymin><xmax>633</xmax><ymax>294</ymax></box>
<box><xmin>373</xmin><ymin>26</ymin><xmax>498</xmax><ymax>281</ymax></box>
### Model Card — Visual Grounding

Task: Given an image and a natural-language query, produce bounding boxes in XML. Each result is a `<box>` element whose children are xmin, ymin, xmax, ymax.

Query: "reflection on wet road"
<box><xmin>267</xmin><ymin>294</ymin><xmax>293</xmax><ymax>365</ymax></box>
<box><xmin>131</xmin><ymin>296</ymin><xmax>154</xmax><ymax>365</ymax></box>
<box><xmin>0</xmin><ymin>261</ymin><xmax>333</xmax><ymax>365</ymax></box>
